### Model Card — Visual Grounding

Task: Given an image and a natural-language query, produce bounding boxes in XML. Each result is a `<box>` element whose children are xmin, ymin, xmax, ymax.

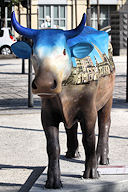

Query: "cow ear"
<box><xmin>70</xmin><ymin>42</ymin><xmax>94</xmax><ymax>59</ymax></box>
<box><xmin>11</xmin><ymin>41</ymin><xmax>32</xmax><ymax>59</ymax></box>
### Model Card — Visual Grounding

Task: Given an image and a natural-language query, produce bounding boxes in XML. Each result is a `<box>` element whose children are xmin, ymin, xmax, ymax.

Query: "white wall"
<box><xmin>90</xmin><ymin>0</ymin><xmax>118</xmax><ymax>4</ymax></box>
<box><xmin>38</xmin><ymin>0</ymin><xmax>67</xmax><ymax>5</ymax></box>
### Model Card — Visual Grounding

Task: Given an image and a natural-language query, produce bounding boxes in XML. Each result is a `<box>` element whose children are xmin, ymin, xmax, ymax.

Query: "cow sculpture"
<box><xmin>11</xmin><ymin>12</ymin><xmax>115</xmax><ymax>189</ymax></box>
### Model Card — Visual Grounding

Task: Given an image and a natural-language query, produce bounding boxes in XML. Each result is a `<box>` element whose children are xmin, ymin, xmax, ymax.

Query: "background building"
<box><xmin>0</xmin><ymin>0</ymin><xmax>13</xmax><ymax>28</ymax></box>
<box><xmin>0</xmin><ymin>0</ymin><xmax>128</xmax><ymax>55</ymax></box>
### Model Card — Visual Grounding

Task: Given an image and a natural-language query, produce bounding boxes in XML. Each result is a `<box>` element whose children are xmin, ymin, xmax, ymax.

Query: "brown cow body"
<box><xmin>41</xmin><ymin>72</ymin><xmax>115</xmax><ymax>188</ymax></box>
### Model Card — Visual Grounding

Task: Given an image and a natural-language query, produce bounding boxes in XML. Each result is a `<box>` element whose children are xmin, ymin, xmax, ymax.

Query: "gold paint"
<box><xmin>91</xmin><ymin>42</ymin><xmax>105</xmax><ymax>62</ymax></box>
<box><xmin>63</xmin><ymin>47</ymin><xmax>115</xmax><ymax>86</ymax></box>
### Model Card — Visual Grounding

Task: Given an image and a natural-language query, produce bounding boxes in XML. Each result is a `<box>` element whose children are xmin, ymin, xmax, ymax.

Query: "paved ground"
<box><xmin>0</xmin><ymin>57</ymin><xmax>128</xmax><ymax>192</ymax></box>
<box><xmin>0</xmin><ymin>58</ymin><xmax>40</xmax><ymax>114</ymax></box>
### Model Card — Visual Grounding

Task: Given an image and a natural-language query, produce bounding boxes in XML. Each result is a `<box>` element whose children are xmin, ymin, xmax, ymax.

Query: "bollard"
<box><xmin>28</xmin><ymin>59</ymin><xmax>33</xmax><ymax>107</ymax></box>
<box><xmin>126</xmin><ymin>38</ymin><xmax>128</xmax><ymax>102</ymax></box>
<box><xmin>22</xmin><ymin>59</ymin><xmax>25</xmax><ymax>74</ymax></box>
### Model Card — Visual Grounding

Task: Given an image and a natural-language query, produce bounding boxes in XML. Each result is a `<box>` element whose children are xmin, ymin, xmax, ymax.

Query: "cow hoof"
<box><xmin>83</xmin><ymin>168</ymin><xmax>100</xmax><ymax>179</ymax></box>
<box><xmin>54</xmin><ymin>181</ymin><xmax>63</xmax><ymax>189</ymax></box>
<box><xmin>65</xmin><ymin>150</ymin><xmax>80</xmax><ymax>159</ymax></box>
<box><xmin>97</xmin><ymin>156</ymin><xmax>110</xmax><ymax>165</ymax></box>
<box><xmin>45</xmin><ymin>180</ymin><xmax>62</xmax><ymax>189</ymax></box>
<box><xmin>100</xmin><ymin>157</ymin><xmax>109</xmax><ymax>165</ymax></box>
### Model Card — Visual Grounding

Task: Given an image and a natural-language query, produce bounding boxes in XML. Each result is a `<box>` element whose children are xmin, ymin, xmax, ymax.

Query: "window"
<box><xmin>38</xmin><ymin>5</ymin><xmax>66</xmax><ymax>29</ymax></box>
<box><xmin>91</xmin><ymin>5</ymin><xmax>116</xmax><ymax>29</ymax></box>
<box><xmin>0</xmin><ymin>6</ymin><xmax>12</xmax><ymax>28</ymax></box>
<box><xmin>0</xmin><ymin>30</ymin><xmax>3</xmax><ymax>37</ymax></box>
<box><xmin>6</xmin><ymin>6</ymin><xmax>12</xmax><ymax>28</ymax></box>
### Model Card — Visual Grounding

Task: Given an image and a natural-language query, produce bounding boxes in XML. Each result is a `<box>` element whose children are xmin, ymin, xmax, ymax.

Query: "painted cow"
<box><xmin>11</xmin><ymin>12</ymin><xmax>115</xmax><ymax>189</ymax></box>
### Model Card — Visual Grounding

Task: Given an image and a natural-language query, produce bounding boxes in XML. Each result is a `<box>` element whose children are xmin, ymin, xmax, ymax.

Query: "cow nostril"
<box><xmin>51</xmin><ymin>80</ymin><xmax>57</xmax><ymax>90</ymax></box>
<box><xmin>32</xmin><ymin>80</ymin><xmax>37</xmax><ymax>89</ymax></box>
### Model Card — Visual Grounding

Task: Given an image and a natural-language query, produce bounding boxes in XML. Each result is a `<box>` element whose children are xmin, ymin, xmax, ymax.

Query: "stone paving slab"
<box><xmin>0</xmin><ymin>113</ymin><xmax>46</xmax><ymax>192</ymax></box>
<box><xmin>30</xmin><ymin>169</ymin><xmax>128</xmax><ymax>192</ymax></box>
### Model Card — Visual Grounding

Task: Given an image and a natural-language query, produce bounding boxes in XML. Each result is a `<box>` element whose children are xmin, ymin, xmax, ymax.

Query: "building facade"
<box><xmin>0</xmin><ymin>0</ymin><xmax>127</xmax><ymax>55</ymax></box>
<box><xmin>13</xmin><ymin>0</ymin><xmax>126</xmax><ymax>30</ymax></box>
<box><xmin>1</xmin><ymin>0</ymin><xmax>126</xmax><ymax>30</ymax></box>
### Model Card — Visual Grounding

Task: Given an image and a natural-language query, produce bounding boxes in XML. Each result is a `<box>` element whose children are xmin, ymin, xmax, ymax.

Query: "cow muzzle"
<box><xmin>32</xmin><ymin>72</ymin><xmax>62</xmax><ymax>97</ymax></box>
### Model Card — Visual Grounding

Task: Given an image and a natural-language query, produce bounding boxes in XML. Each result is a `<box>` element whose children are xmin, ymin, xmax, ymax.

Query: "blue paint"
<box><xmin>70</xmin><ymin>42</ymin><xmax>94</xmax><ymax>59</ymax></box>
<box><xmin>11</xmin><ymin>41</ymin><xmax>32</xmax><ymax>59</ymax></box>
<box><xmin>11</xmin><ymin>11</ymin><xmax>37</xmax><ymax>39</ymax></box>
<box><xmin>64</xmin><ymin>13</ymin><xmax>86</xmax><ymax>39</ymax></box>
<box><xmin>11</xmin><ymin>12</ymin><xmax>109</xmax><ymax>68</ymax></box>
<box><xmin>67</xmin><ymin>26</ymin><xmax>109</xmax><ymax>66</ymax></box>
<box><xmin>33</xmin><ymin>30</ymin><xmax>66</xmax><ymax>57</ymax></box>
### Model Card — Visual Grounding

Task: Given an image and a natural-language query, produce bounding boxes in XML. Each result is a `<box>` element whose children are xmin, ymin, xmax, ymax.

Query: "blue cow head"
<box><xmin>11</xmin><ymin>12</ymin><xmax>94</xmax><ymax>96</ymax></box>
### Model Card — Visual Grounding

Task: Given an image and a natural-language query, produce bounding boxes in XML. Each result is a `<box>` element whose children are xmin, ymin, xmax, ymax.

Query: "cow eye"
<box><xmin>63</xmin><ymin>49</ymin><xmax>66</xmax><ymax>55</ymax></box>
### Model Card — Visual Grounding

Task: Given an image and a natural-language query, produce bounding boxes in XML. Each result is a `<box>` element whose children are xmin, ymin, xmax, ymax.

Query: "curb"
<box><xmin>30</xmin><ymin>168</ymin><xmax>128</xmax><ymax>192</ymax></box>
<box><xmin>0</xmin><ymin>54</ymin><xmax>17</xmax><ymax>59</ymax></box>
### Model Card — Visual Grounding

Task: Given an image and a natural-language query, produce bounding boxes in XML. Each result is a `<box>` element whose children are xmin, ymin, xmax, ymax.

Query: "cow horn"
<box><xmin>64</xmin><ymin>13</ymin><xmax>86</xmax><ymax>39</ymax></box>
<box><xmin>11</xmin><ymin>11</ymin><xmax>37</xmax><ymax>39</ymax></box>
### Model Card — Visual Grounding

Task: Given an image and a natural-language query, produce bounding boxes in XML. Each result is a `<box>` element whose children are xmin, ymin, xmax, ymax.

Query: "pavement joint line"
<box><xmin>18</xmin><ymin>166</ymin><xmax>46</xmax><ymax>192</ymax></box>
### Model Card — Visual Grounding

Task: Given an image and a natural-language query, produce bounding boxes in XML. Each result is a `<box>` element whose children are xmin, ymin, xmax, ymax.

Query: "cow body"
<box><xmin>41</xmin><ymin>71</ymin><xmax>115</xmax><ymax>188</ymax></box>
<box><xmin>11</xmin><ymin>12</ymin><xmax>115</xmax><ymax>189</ymax></box>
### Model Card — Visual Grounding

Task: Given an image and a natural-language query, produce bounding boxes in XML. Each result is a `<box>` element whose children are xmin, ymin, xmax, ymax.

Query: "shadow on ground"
<box><xmin>0</xmin><ymin>164</ymin><xmax>46</xmax><ymax>192</ymax></box>
<box><xmin>0</xmin><ymin>125</ymin><xmax>127</xmax><ymax>140</ymax></box>
<box><xmin>0</xmin><ymin>98</ymin><xmax>41</xmax><ymax>110</ymax></box>
<box><xmin>0</xmin><ymin>125</ymin><xmax>43</xmax><ymax>132</ymax></box>
<box><xmin>112</xmin><ymin>98</ymin><xmax>128</xmax><ymax>109</ymax></box>
<box><xmin>0</xmin><ymin>63</ymin><xmax>17</xmax><ymax>67</ymax></box>
<box><xmin>60</xmin><ymin>155</ymin><xmax>84</xmax><ymax>165</ymax></box>
<box><xmin>0</xmin><ymin>98</ymin><xmax>128</xmax><ymax>110</ymax></box>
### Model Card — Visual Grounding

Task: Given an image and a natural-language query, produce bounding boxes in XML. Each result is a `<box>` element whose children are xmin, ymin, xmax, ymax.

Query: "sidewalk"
<box><xmin>0</xmin><ymin>58</ymin><xmax>41</xmax><ymax>114</ymax></box>
<box><xmin>0</xmin><ymin>57</ymin><xmax>128</xmax><ymax>192</ymax></box>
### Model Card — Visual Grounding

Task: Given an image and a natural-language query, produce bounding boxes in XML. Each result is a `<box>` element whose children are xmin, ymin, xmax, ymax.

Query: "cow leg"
<box><xmin>41</xmin><ymin>109</ymin><xmax>62</xmax><ymax>189</ymax></box>
<box><xmin>43</xmin><ymin>125</ymin><xmax>62</xmax><ymax>189</ymax></box>
<box><xmin>65</xmin><ymin>122</ymin><xmax>80</xmax><ymax>158</ymax></box>
<box><xmin>96</xmin><ymin>96</ymin><xmax>113</xmax><ymax>165</ymax></box>
<box><xmin>80</xmin><ymin>109</ymin><xmax>99</xmax><ymax>179</ymax></box>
